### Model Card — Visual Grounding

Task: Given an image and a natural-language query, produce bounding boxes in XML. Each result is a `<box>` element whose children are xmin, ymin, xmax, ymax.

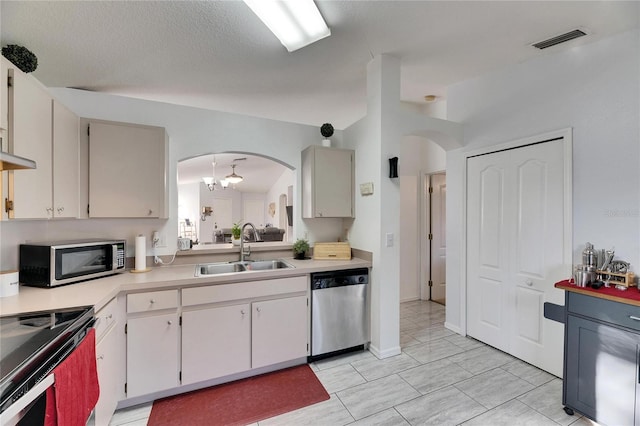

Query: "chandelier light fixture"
<box><xmin>225</xmin><ymin>164</ymin><xmax>244</xmax><ymax>184</ymax></box>
<box><xmin>202</xmin><ymin>158</ymin><xmax>217</xmax><ymax>191</ymax></box>
<box><xmin>243</xmin><ymin>0</ymin><xmax>330</xmax><ymax>52</ymax></box>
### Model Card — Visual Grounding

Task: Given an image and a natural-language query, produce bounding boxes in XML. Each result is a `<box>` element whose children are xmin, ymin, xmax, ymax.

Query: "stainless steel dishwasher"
<box><xmin>310</xmin><ymin>268</ymin><xmax>369</xmax><ymax>361</ymax></box>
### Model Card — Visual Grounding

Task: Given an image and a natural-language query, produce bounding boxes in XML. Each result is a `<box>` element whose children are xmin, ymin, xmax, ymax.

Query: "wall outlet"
<box><xmin>153</xmin><ymin>231</ymin><xmax>167</xmax><ymax>248</ymax></box>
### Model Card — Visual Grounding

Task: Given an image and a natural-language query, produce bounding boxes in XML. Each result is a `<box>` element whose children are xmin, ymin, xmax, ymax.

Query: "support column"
<box><xmin>367</xmin><ymin>55</ymin><xmax>401</xmax><ymax>358</ymax></box>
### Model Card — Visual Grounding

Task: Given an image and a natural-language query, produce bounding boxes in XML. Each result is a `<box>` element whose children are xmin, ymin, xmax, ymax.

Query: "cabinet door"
<box><xmin>94</xmin><ymin>324</ymin><xmax>123</xmax><ymax>426</ymax></box>
<box><xmin>313</xmin><ymin>148</ymin><xmax>353</xmax><ymax>217</ymax></box>
<box><xmin>126</xmin><ymin>313</ymin><xmax>179</xmax><ymax>398</ymax></box>
<box><xmin>565</xmin><ymin>315</ymin><xmax>640</xmax><ymax>425</ymax></box>
<box><xmin>182</xmin><ymin>304</ymin><xmax>251</xmax><ymax>385</ymax></box>
<box><xmin>8</xmin><ymin>68</ymin><xmax>52</xmax><ymax>219</ymax></box>
<box><xmin>302</xmin><ymin>146</ymin><xmax>354</xmax><ymax>218</ymax></box>
<box><xmin>0</xmin><ymin>58</ymin><xmax>7</xmax><ymax>132</ymax></box>
<box><xmin>89</xmin><ymin>121</ymin><xmax>168</xmax><ymax>218</ymax></box>
<box><xmin>252</xmin><ymin>295</ymin><xmax>308</xmax><ymax>369</ymax></box>
<box><xmin>52</xmin><ymin>100</ymin><xmax>79</xmax><ymax>218</ymax></box>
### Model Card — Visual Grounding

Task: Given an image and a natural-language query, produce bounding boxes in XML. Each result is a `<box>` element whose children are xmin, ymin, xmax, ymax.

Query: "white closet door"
<box><xmin>467</xmin><ymin>140</ymin><xmax>566</xmax><ymax>376</ymax></box>
<box><xmin>467</xmin><ymin>152</ymin><xmax>510</xmax><ymax>352</ymax></box>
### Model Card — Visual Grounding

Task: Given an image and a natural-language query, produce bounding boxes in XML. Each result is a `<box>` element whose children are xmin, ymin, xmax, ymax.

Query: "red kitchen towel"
<box><xmin>45</xmin><ymin>328</ymin><xmax>100</xmax><ymax>426</ymax></box>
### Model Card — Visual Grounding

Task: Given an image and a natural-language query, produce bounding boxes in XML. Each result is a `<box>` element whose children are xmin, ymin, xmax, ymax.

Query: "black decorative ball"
<box><xmin>320</xmin><ymin>123</ymin><xmax>334</xmax><ymax>138</ymax></box>
<box><xmin>2</xmin><ymin>45</ymin><xmax>38</xmax><ymax>73</ymax></box>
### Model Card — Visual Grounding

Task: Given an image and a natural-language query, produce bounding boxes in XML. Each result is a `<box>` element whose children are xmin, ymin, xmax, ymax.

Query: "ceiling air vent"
<box><xmin>532</xmin><ymin>29</ymin><xmax>587</xmax><ymax>50</ymax></box>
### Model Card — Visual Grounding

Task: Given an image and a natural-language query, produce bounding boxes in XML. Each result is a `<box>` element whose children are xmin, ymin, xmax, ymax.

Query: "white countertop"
<box><xmin>0</xmin><ymin>257</ymin><xmax>371</xmax><ymax>316</ymax></box>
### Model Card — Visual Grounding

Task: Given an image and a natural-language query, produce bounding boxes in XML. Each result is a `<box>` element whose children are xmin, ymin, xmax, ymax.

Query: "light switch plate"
<box><xmin>360</xmin><ymin>182</ymin><xmax>374</xmax><ymax>196</ymax></box>
<box><xmin>385</xmin><ymin>233</ymin><xmax>394</xmax><ymax>247</ymax></box>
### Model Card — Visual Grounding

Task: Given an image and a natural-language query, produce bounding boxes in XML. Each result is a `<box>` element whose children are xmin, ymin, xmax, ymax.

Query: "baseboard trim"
<box><xmin>369</xmin><ymin>344</ymin><xmax>401</xmax><ymax>359</ymax></box>
<box><xmin>444</xmin><ymin>322</ymin><xmax>462</xmax><ymax>335</ymax></box>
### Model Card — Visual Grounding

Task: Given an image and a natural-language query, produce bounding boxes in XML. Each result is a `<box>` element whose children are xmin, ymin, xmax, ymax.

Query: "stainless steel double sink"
<box><xmin>195</xmin><ymin>259</ymin><xmax>294</xmax><ymax>276</ymax></box>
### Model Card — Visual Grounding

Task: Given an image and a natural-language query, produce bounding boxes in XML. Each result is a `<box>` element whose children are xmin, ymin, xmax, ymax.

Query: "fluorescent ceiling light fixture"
<box><xmin>243</xmin><ymin>0</ymin><xmax>331</xmax><ymax>52</ymax></box>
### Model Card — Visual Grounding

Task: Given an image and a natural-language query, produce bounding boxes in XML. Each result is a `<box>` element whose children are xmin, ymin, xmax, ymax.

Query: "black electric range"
<box><xmin>0</xmin><ymin>306</ymin><xmax>95</xmax><ymax>417</ymax></box>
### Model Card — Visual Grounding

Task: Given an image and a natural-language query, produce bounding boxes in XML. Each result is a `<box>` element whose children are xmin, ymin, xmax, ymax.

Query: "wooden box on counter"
<box><xmin>313</xmin><ymin>242</ymin><xmax>351</xmax><ymax>260</ymax></box>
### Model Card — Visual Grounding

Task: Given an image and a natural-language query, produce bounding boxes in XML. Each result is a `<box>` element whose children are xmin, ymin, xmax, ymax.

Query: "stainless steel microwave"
<box><xmin>19</xmin><ymin>239</ymin><xmax>126</xmax><ymax>287</ymax></box>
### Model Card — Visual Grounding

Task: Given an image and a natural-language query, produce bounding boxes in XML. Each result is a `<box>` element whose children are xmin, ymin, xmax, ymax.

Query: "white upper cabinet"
<box><xmin>88</xmin><ymin>120</ymin><xmax>168</xmax><ymax>218</ymax></box>
<box><xmin>0</xmin><ymin>59</ymin><xmax>8</xmax><ymax>133</ymax></box>
<box><xmin>3</xmin><ymin>60</ymin><xmax>80</xmax><ymax>220</ymax></box>
<box><xmin>52</xmin><ymin>100</ymin><xmax>80</xmax><ymax>218</ymax></box>
<box><xmin>7</xmin><ymin>65</ymin><xmax>53</xmax><ymax>219</ymax></box>
<box><xmin>302</xmin><ymin>145</ymin><xmax>354</xmax><ymax>218</ymax></box>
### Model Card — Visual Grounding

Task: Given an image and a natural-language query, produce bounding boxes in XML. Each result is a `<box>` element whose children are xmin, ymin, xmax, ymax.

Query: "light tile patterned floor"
<box><xmin>110</xmin><ymin>300</ymin><xmax>596</xmax><ymax>426</ymax></box>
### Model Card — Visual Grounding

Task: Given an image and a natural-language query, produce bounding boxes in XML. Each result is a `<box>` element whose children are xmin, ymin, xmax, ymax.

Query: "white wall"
<box><xmin>266</xmin><ymin>168</ymin><xmax>295</xmax><ymax>229</ymax></box>
<box><xmin>444</xmin><ymin>29</ymin><xmax>640</xmax><ymax>332</ymax></box>
<box><xmin>0</xmin><ymin>89</ymin><xmax>345</xmax><ymax>269</ymax></box>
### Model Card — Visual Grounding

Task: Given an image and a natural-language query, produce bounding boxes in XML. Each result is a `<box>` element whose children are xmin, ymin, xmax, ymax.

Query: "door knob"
<box><xmin>525</xmin><ymin>279</ymin><xmax>533</xmax><ymax>286</ymax></box>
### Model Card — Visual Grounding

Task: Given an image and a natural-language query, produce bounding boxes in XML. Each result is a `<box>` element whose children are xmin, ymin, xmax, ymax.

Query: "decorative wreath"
<box><xmin>2</xmin><ymin>45</ymin><xmax>38</xmax><ymax>73</ymax></box>
<box><xmin>320</xmin><ymin>123</ymin><xmax>334</xmax><ymax>138</ymax></box>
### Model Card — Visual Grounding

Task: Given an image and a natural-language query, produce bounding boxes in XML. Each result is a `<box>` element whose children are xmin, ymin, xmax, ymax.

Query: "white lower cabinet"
<box><xmin>126</xmin><ymin>289</ymin><xmax>181</xmax><ymax>399</ymax></box>
<box><xmin>181</xmin><ymin>303</ymin><xmax>251</xmax><ymax>385</ymax></box>
<box><xmin>181</xmin><ymin>276</ymin><xmax>308</xmax><ymax>387</ymax></box>
<box><xmin>125</xmin><ymin>277</ymin><xmax>308</xmax><ymax>401</ymax></box>
<box><xmin>94</xmin><ymin>325</ymin><xmax>120</xmax><ymax>426</ymax></box>
<box><xmin>252</xmin><ymin>296</ymin><xmax>308</xmax><ymax>369</ymax></box>
<box><xmin>92</xmin><ymin>295</ymin><xmax>126</xmax><ymax>426</ymax></box>
<box><xmin>126</xmin><ymin>312</ymin><xmax>180</xmax><ymax>398</ymax></box>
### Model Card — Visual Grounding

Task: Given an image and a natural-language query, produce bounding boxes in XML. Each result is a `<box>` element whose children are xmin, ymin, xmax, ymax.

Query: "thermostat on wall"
<box><xmin>360</xmin><ymin>182</ymin><xmax>374</xmax><ymax>196</ymax></box>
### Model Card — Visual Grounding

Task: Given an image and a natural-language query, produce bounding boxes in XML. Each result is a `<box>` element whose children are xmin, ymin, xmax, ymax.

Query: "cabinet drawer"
<box><xmin>568</xmin><ymin>292</ymin><xmax>640</xmax><ymax>332</ymax></box>
<box><xmin>183</xmin><ymin>276</ymin><xmax>307</xmax><ymax>307</ymax></box>
<box><xmin>127</xmin><ymin>290</ymin><xmax>178</xmax><ymax>313</ymax></box>
<box><xmin>94</xmin><ymin>297</ymin><xmax>118</xmax><ymax>342</ymax></box>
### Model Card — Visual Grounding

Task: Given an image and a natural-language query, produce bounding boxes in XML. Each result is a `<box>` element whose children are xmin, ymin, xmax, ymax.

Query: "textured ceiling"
<box><xmin>1</xmin><ymin>1</ymin><xmax>638</xmax><ymax>131</ymax></box>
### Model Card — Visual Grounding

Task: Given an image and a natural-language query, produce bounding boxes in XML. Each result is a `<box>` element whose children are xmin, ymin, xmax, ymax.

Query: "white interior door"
<box><xmin>430</xmin><ymin>173</ymin><xmax>447</xmax><ymax>304</ymax></box>
<box><xmin>466</xmin><ymin>139</ymin><xmax>567</xmax><ymax>377</ymax></box>
<box><xmin>214</xmin><ymin>198</ymin><xmax>232</xmax><ymax>228</ymax></box>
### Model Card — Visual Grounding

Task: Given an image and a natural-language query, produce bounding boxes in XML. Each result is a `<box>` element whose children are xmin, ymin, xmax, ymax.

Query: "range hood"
<box><xmin>0</xmin><ymin>151</ymin><xmax>36</xmax><ymax>170</ymax></box>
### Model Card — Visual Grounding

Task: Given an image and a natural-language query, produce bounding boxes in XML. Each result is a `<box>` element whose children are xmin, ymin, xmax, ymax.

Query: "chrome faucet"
<box><xmin>240</xmin><ymin>222</ymin><xmax>261</xmax><ymax>262</ymax></box>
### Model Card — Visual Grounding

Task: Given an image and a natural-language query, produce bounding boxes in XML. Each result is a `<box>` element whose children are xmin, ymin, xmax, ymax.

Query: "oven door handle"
<box><xmin>0</xmin><ymin>374</ymin><xmax>55</xmax><ymax>426</ymax></box>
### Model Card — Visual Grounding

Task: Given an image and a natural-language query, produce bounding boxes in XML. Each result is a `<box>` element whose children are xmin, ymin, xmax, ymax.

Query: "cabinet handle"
<box><xmin>150</xmin><ymin>299</ymin><xmax>155</xmax><ymax>304</ymax></box>
<box><xmin>105</xmin><ymin>313</ymin><xmax>113</xmax><ymax>320</ymax></box>
<box><xmin>167</xmin><ymin>320</ymin><xmax>172</xmax><ymax>325</ymax></box>
<box><xmin>148</xmin><ymin>209</ymin><xmax>153</xmax><ymax>216</ymax></box>
<box><xmin>629</xmin><ymin>315</ymin><xmax>640</xmax><ymax>322</ymax></box>
<box><xmin>57</xmin><ymin>207</ymin><xmax>64</xmax><ymax>214</ymax></box>
<box><xmin>240</xmin><ymin>309</ymin><xmax>245</xmax><ymax>315</ymax></box>
<box><xmin>97</xmin><ymin>355</ymin><xmax>104</xmax><ymax>360</ymax></box>
<box><xmin>46</xmin><ymin>207</ymin><xmax>53</xmax><ymax>216</ymax></box>
<box><xmin>256</xmin><ymin>307</ymin><xmax>261</xmax><ymax>313</ymax></box>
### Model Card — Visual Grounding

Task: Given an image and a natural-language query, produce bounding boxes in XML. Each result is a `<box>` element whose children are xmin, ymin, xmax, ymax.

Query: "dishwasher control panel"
<box><xmin>311</xmin><ymin>268</ymin><xmax>369</xmax><ymax>290</ymax></box>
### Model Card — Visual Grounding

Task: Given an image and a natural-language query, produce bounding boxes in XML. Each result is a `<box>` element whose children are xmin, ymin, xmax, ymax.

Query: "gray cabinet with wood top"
<box><xmin>563</xmin><ymin>292</ymin><xmax>640</xmax><ymax>425</ymax></box>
